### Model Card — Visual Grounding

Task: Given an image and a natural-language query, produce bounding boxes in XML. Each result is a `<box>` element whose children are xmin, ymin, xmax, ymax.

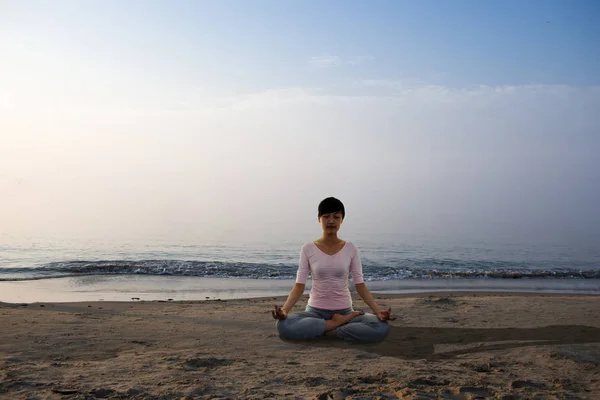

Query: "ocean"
<box><xmin>1</xmin><ymin>234</ymin><xmax>599</xmax><ymax>302</ymax></box>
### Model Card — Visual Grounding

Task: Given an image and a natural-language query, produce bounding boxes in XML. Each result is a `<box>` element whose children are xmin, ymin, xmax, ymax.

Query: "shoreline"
<box><xmin>0</xmin><ymin>275</ymin><xmax>599</xmax><ymax>304</ymax></box>
<box><xmin>3</xmin><ymin>290</ymin><xmax>600</xmax><ymax>308</ymax></box>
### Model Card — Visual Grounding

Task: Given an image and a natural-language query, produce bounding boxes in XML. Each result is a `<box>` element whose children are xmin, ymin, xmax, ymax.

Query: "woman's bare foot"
<box><xmin>332</xmin><ymin>311</ymin><xmax>364</xmax><ymax>325</ymax></box>
<box><xmin>324</xmin><ymin>311</ymin><xmax>364</xmax><ymax>332</ymax></box>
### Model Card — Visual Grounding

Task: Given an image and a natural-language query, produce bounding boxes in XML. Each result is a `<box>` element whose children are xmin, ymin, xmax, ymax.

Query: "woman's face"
<box><xmin>319</xmin><ymin>211</ymin><xmax>343</xmax><ymax>234</ymax></box>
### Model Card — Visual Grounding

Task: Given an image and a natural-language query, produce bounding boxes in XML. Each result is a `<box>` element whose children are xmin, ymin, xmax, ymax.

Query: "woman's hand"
<box><xmin>271</xmin><ymin>305</ymin><xmax>288</xmax><ymax>320</ymax></box>
<box><xmin>376</xmin><ymin>307</ymin><xmax>395</xmax><ymax>321</ymax></box>
<box><xmin>355</xmin><ymin>284</ymin><xmax>396</xmax><ymax>321</ymax></box>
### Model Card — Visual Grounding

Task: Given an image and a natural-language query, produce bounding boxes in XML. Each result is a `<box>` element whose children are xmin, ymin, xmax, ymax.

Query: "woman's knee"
<box><xmin>276</xmin><ymin>318</ymin><xmax>295</xmax><ymax>338</ymax></box>
<box><xmin>376</xmin><ymin>320</ymin><xmax>391</xmax><ymax>339</ymax></box>
<box><xmin>364</xmin><ymin>315</ymin><xmax>391</xmax><ymax>341</ymax></box>
<box><xmin>276</xmin><ymin>315</ymin><xmax>325</xmax><ymax>340</ymax></box>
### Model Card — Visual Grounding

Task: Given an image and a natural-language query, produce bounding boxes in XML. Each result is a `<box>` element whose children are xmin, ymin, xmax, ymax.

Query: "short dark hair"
<box><xmin>318</xmin><ymin>197</ymin><xmax>345</xmax><ymax>219</ymax></box>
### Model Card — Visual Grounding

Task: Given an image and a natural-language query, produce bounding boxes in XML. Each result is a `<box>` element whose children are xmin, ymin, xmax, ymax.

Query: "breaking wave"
<box><xmin>0</xmin><ymin>259</ymin><xmax>598</xmax><ymax>281</ymax></box>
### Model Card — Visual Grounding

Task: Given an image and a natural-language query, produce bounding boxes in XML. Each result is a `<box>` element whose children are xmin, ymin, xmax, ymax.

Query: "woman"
<box><xmin>272</xmin><ymin>197</ymin><xmax>392</xmax><ymax>342</ymax></box>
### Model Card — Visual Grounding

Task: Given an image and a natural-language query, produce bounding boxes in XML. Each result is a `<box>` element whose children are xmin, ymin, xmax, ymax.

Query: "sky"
<box><xmin>1</xmin><ymin>0</ymin><xmax>599</xmax><ymax>245</ymax></box>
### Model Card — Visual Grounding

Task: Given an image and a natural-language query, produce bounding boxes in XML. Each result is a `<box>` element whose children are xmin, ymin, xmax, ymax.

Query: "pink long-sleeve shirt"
<box><xmin>295</xmin><ymin>241</ymin><xmax>365</xmax><ymax>310</ymax></box>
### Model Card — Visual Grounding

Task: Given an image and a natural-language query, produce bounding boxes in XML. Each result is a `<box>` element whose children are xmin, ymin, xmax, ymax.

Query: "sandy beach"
<box><xmin>1</xmin><ymin>292</ymin><xmax>599</xmax><ymax>399</ymax></box>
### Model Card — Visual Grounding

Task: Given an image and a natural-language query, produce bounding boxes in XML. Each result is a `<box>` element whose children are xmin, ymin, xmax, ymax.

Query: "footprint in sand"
<box><xmin>355</xmin><ymin>353</ymin><xmax>379</xmax><ymax>360</ymax></box>
<box><xmin>357</xmin><ymin>373</ymin><xmax>390</xmax><ymax>384</ymax></box>
<box><xmin>396</xmin><ymin>388</ymin><xmax>438</xmax><ymax>399</ymax></box>
<box><xmin>284</xmin><ymin>376</ymin><xmax>329</xmax><ymax>387</ymax></box>
<box><xmin>424</xmin><ymin>296</ymin><xmax>457</xmax><ymax>306</ymax></box>
<box><xmin>510</xmin><ymin>380</ymin><xmax>547</xmax><ymax>390</ymax></box>
<box><xmin>89</xmin><ymin>388</ymin><xmax>116</xmax><ymax>398</ymax></box>
<box><xmin>181</xmin><ymin>357</ymin><xmax>233</xmax><ymax>370</ymax></box>
<box><xmin>408</xmin><ymin>376</ymin><xmax>450</xmax><ymax>387</ymax></box>
<box><xmin>301</xmin><ymin>376</ymin><xmax>329</xmax><ymax>387</ymax></box>
<box><xmin>313</xmin><ymin>387</ymin><xmax>355</xmax><ymax>400</ymax></box>
<box><xmin>449</xmin><ymin>386</ymin><xmax>497</xmax><ymax>398</ymax></box>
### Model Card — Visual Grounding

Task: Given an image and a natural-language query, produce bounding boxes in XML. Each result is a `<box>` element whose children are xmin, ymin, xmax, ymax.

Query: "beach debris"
<box><xmin>131</xmin><ymin>297</ymin><xmax>140</xmax><ymax>301</ymax></box>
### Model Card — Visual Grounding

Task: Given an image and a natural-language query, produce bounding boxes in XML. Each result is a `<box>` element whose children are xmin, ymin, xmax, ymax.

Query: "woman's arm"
<box><xmin>354</xmin><ymin>282</ymin><xmax>381</xmax><ymax>314</ymax></box>
<box><xmin>272</xmin><ymin>283</ymin><xmax>306</xmax><ymax>320</ymax></box>
<box><xmin>355</xmin><ymin>282</ymin><xmax>393</xmax><ymax>321</ymax></box>
<box><xmin>349</xmin><ymin>245</ymin><xmax>386</xmax><ymax>317</ymax></box>
<box><xmin>282</xmin><ymin>283</ymin><xmax>306</xmax><ymax>313</ymax></box>
<box><xmin>273</xmin><ymin>246</ymin><xmax>310</xmax><ymax>320</ymax></box>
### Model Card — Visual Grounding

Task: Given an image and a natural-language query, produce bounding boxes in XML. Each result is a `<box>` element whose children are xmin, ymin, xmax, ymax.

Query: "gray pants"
<box><xmin>276</xmin><ymin>305</ymin><xmax>391</xmax><ymax>342</ymax></box>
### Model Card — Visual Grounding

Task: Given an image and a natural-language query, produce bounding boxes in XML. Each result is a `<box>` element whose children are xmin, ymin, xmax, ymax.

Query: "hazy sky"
<box><xmin>1</xmin><ymin>1</ymin><xmax>599</xmax><ymax>245</ymax></box>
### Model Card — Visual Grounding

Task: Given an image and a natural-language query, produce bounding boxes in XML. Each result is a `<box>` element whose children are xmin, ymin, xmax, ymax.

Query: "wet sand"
<box><xmin>1</xmin><ymin>275</ymin><xmax>598</xmax><ymax>304</ymax></box>
<box><xmin>1</xmin><ymin>292</ymin><xmax>599</xmax><ymax>399</ymax></box>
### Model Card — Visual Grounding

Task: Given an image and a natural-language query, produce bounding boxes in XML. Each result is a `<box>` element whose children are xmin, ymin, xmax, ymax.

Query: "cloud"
<box><xmin>308</xmin><ymin>55</ymin><xmax>374</xmax><ymax>68</ymax></box>
<box><xmin>347</xmin><ymin>55</ymin><xmax>375</xmax><ymax>65</ymax></box>
<box><xmin>222</xmin><ymin>81</ymin><xmax>598</xmax><ymax>114</ymax></box>
<box><xmin>228</xmin><ymin>87</ymin><xmax>331</xmax><ymax>109</ymax></box>
<box><xmin>308</xmin><ymin>55</ymin><xmax>341</xmax><ymax>68</ymax></box>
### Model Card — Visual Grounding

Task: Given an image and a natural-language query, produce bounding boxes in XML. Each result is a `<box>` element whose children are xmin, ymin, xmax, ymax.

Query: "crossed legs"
<box><xmin>276</xmin><ymin>306</ymin><xmax>390</xmax><ymax>342</ymax></box>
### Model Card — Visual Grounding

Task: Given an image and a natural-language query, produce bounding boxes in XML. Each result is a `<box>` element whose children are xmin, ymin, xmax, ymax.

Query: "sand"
<box><xmin>1</xmin><ymin>292</ymin><xmax>599</xmax><ymax>399</ymax></box>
